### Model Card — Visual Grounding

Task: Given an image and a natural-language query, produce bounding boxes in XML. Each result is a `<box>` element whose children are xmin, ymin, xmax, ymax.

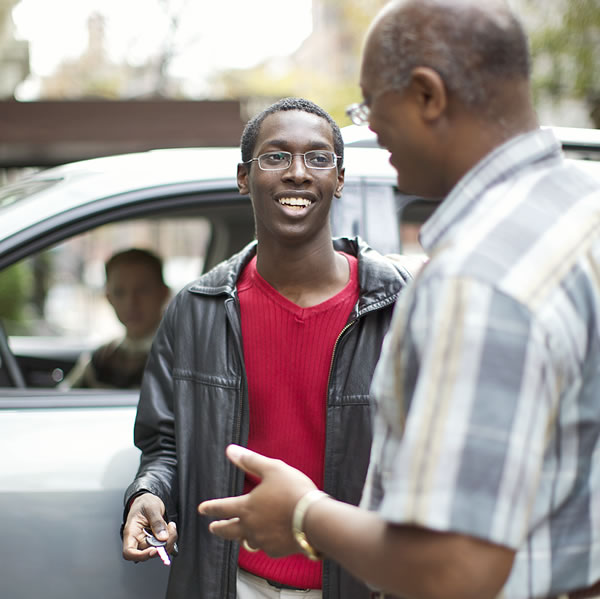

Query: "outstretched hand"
<box><xmin>198</xmin><ymin>444</ymin><xmax>317</xmax><ymax>557</ymax></box>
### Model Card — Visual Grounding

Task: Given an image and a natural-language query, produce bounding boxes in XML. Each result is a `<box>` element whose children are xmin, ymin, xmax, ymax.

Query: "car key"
<box><xmin>144</xmin><ymin>527</ymin><xmax>171</xmax><ymax>566</ymax></box>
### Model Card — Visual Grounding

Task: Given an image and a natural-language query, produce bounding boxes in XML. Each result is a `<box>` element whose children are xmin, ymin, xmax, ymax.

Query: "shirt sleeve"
<box><xmin>368</xmin><ymin>274</ymin><xmax>559</xmax><ymax>549</ymax></box>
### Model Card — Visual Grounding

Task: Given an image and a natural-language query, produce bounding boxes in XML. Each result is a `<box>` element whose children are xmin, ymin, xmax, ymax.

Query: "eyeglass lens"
<box><xmin>346</xmin><ymin>102</ymin><xmax>370</xmax><ymax>126</ymax></box>
<box><xmin>258</xmin><ymin>151</ymin><xmax>337</xmax><ymax>170</ymax></box>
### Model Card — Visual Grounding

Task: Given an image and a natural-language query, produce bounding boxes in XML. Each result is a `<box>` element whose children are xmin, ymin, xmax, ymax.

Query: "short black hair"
<box><xmin>105</xmin><ymin>248</ymin><xmax>166</xmax><ymax>286</ymax></box>
<box><xmin>240</xmin><ymin>97</ymin><xmax>344</xmax><ymax>169</ymax></box>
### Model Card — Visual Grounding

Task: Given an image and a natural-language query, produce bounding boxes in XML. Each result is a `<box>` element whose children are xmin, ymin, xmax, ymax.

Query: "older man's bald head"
<box><xmin>362</xmin><ymin>0</ymin><xmax>530</xmax><ymax>111</ymax></box>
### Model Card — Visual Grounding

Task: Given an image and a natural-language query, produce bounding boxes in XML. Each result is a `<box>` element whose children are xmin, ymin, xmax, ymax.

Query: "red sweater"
<box><xmin>236</xmin><ymin>253</ymin><xmax>359</xmax><ymax>589</ymax></box>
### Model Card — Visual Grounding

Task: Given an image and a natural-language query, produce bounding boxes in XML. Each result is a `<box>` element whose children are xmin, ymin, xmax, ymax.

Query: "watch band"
<box><xmin>291</xmin><ymin>489</ymin><xmax>329</xmax><ymax>561</ymax></box>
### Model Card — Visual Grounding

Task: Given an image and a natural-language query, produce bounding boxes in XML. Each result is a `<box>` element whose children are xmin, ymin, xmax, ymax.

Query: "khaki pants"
<box><xmin>236</xmin><ymin>569</ymin><xmax>322</xmax><ymax>599</ymax></box>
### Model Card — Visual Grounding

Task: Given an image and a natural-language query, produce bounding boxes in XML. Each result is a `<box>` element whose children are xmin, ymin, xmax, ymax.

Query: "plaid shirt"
<box><xmin>362</xmin><ymin>129</ymin><xmax>600</xmax><ymax>598</ymax></box>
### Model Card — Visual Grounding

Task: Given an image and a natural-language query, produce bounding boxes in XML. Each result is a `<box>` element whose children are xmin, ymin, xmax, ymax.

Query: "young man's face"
<box><xmin>105</xmin><ymin>262</ymin><xmax>168</xmax><ymax>340</ymax></box>
<box><xmin>237</xmin><ymin>110</ymin><xmax>344</xmax><ymax>246</ymax></box>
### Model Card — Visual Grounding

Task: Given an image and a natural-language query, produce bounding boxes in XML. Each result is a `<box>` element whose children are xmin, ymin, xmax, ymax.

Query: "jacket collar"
<box><xmin>188</xmin><ymin>237</ymin><xmax>410</xmax><ymax>314</ymax></box>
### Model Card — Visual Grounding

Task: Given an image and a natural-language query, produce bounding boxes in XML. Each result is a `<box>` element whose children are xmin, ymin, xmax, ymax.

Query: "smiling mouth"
<box><xmin>277</xmin><ymin>197</ymin><xmax>313</xmax><ymax>210</ymax></box>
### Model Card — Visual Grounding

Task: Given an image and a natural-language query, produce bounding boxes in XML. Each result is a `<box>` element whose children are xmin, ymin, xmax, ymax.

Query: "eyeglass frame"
<box><xmin>346</xmin><ymin>102</ymin><xmax>370</xmax><ymax>126</ymax></box>
<box><xmin>346</xmin><ymin>86</ymin><xmax>401</xmax><ymax>126</ymax></box>
<box><xmin>242</xmin><ymin>150</ymin><xmax>342</xmax><ymax>171</ymax></box>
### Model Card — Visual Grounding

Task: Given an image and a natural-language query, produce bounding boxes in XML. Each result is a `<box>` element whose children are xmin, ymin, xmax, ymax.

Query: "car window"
<box><xmin>333</xmin><ymin>180</ymin><xmax>403</xmax><ymax>256</ymax></box>
<box><xmin>397</xmin><ymin>197</ymin><xmax>437</xmax><ymax>255</ymax></box>
<box><xmin>0</xmin><ymin>216</ymin><xmax>212</xmax><ymax>387</ymax></box>
<box><xmin>333</xmin><ymin>179</ymin><xmax>436</xmax><ymax>257</ymax></box>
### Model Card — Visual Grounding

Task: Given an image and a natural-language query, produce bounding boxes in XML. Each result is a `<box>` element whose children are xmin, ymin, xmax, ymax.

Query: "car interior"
<box><xmin>0</xmin><ymin>198</ymin><xmax>256</xmax><ymax>389</ymax></box>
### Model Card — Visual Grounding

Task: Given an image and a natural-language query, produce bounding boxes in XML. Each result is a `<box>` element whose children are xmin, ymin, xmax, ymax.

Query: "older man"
<box><xmin>200</xmin><ymin>2</ymin><xmax>600</xmax><ymax>598</ymax></box>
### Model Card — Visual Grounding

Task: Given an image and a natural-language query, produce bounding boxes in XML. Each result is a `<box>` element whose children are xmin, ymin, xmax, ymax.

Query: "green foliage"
<box><xmin>0</xmin><ymin>262</ymin><xmax>32</xmax><ymax>332</ymax></box>
<box><xmin>530</xmin><ymin>0</ymin><xmax>600</xmax><ymax>126</ymax></box>
<box><xmin>213</xmin><ymin>65</ymin><xmax>361</xmax><ymax>127</ymax></box>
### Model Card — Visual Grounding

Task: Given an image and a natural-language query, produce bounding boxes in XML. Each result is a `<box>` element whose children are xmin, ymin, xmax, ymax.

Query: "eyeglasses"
<box><xmin>346</xmin><ymin>102</ymin><xmax>370</xmax><ymax>126</ymax></box>
<box><xmin>244</xmin><ymin>151</ymin><xmax>340</xmax><ymax>171</ymax></box>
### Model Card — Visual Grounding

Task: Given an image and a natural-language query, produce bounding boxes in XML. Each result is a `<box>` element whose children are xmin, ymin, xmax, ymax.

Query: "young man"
<box><xmin>62</xmin><ymin>248</ymin><xmax>169</xmax><ymax>388</ymax></box>
<box><xmin>200</xmin><ymin>2</ymin><xmax>600</xmax><ymax>599</ymax></box>
<box><xmin>121</xmin><ymin>98</ymin><xmax>411</xmax><ymax>598</ymax></box>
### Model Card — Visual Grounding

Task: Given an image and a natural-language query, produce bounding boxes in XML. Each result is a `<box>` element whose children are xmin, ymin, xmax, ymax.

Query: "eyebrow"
<box><xmin>260</xmin><ymin>138</ymin><xmax>333</xmax><ymax>150</ymax></box>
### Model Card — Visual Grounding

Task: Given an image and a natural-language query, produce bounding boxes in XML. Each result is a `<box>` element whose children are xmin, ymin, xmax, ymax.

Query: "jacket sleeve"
<box><xmin>123</xmin><ymin>297</ymin><xmax>179</xmax><ymax>521</ymax></box>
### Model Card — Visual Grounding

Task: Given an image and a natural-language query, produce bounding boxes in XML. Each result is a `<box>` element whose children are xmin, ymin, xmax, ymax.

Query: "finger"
<box><xmin>124</xmin><ymin>547</ymin><xmax>158</xmax><ymax>562</ymax></box>
<box><xmin>198</xmin><ymin>494</ymin><xmax>247</xmax><ymax>518</ymax></box>
<box><xmin>165</xmin><ymin>521</ymin><xmax>178</xmax><ymax>553</ymax></box>
<box><xmin>148</xmin><ymin>516</ymin><xmax>169</xmax><ymax>542</ymax></box>
<box><xmin>225</xmin><ymin>444</ymin><xmax>276</xmax><ymax>479</ymax></box>
<box><xmin>208</xmin><ymin>517</ymin><xmax>244</xmax><ymax>541</ymax></box>
<box><xmin>137</xmin><ymin>500</ymin><xmax>168</xmax><ymax>541</ymax></box>
<box><xmin>123</xmin><ymin>537</ymin><xmax>159</xmax><ymax>562</ymax></box>
<box><xmin>122</xmin><ymin>513</ymin><xmax>149</xmax><ymax>548</ymax></box>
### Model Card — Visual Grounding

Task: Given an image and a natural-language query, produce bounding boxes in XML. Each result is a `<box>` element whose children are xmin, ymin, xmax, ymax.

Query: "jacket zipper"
<box><xmin>326</xmin><ymin>292</ymin><xmax>399</xmax><ymax>387</ymax></box>
<box><xmin>326</xmin><ymin>319</ymin><xmax>356</xmax><ymax>391</ymax></box>
<box><xmin>224</xmin><ymin>292</ymin><xmax>247</xmax><ymax>598</ymax></box>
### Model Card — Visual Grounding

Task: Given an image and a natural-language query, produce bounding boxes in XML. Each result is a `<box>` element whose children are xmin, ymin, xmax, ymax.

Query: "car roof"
<box><xmin>341</xmin><ymin>122</ymin><xmax>600</xmax><ymax>181</ymax></box>
<box><xmin>0</xmin><ymin>145</ymin><xmax>397</xmax><ymax>252</ymax></box>
<box><xmin>341</xmin><ymin>124</ymin><xmax>600</xmax><ymax>152</ymax></box>
<box><xmin>4</xmin><ymin>125</ymin><xmax>598</xmax><ymax>259</ymax></box>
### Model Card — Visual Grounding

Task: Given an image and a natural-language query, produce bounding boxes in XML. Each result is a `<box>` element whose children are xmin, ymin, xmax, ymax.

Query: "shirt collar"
<box><xmin>419</xmin><ymin>128</ymin><xmax>563</xmax><ymax>255</ymax></box>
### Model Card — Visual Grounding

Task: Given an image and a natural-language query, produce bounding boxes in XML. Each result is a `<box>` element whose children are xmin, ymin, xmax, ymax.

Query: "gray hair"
<box><xmin>371</xmin><ymin>0</ymin><xmax>531</xmax><ymax>107</ymax></box>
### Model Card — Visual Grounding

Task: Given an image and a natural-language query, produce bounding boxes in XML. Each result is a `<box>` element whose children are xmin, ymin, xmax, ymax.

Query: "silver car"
<box><xmin>0</xmin><ymin>141</ymin><xmax>403</xmax><ymax>599</ymax></box>
<box><xmin>0</xmin><ymin>129</ymin><xmax>598</xmax><ymax>598</ymax></box>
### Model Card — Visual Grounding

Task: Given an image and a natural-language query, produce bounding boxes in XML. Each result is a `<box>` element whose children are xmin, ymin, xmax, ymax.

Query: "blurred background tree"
<box><xmin>212</xmin><ymin>0</ymin><xmax>388</xmax><ymax>125</ymax></box>
<box><xmin>0</xmin><ymin>0</ymin><xmax>29</xmax><ymax>97</ymax></box>
<box><xmin>5</xmin><ymin>0</ymin><xmax>600</xmax><ymax>127</ymax></box>
<box><xmin>212</xmin><ymin>0</ymin><xmax>600</xmax><ymax>127</ymax></box>
<box><xmin>525</xmin><ymin>0</ymin><xmax>600</xmax><ymax>127</ymax></box>
<box><xmin>0</xmin><ymin>263</ymin><xmax>32</xmax><ymax>334</ymax></box>
<box><xmin>9</xmin><ymin>0</ymin><xmax>388</xmax><ymax>124</ymax></box>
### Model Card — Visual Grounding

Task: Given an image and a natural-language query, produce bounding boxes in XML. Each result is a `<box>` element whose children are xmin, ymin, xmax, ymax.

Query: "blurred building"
<box><xmin>38</xmin><ymin>13</ymin><xmax>184</xmax><ymax>100</ymax></box>
<box><xmin>294</xmin><ymin>3</ymin><xmax>359</xmax><ymax>81</ymax></box>
<box><xmin>0</xmin><ymin>12</ymin><xmax>245</xmax><ymax>170</ymax></box>
<box><xmin>0</xmin><ymin>98</ymin><xmax>246</xmax><ymax>168</ymax></box>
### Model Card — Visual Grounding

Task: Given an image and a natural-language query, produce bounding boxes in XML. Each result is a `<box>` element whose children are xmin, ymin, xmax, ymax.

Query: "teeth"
<box><xmin>278</xmin><ymin>197</ymin><xmax>311</xmax><ymax>207</ymax></box>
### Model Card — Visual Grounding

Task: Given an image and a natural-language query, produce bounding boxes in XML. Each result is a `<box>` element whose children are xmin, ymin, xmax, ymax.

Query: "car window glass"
<box><xmin>333</xmin><ymin>181</ymin><xmax>432</xmax><ymax>256</ymax></box>
<box><xmin>332</xmin><ymin>181</ymin><xmax>402</xmax><ymax>256</ymax></box>
<box><xmin>0</xmin><ymin>216</ymin><xmax>211</xmax><ymax>388</ymax></box>
<box><xmin>397</xmin><ymin>198</ymin><xmax>437</xmax><ymax>255</ymax></box>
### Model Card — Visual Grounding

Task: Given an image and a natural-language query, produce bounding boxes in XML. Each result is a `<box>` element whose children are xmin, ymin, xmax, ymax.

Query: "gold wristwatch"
<box><xmin>291</xmin><ymin>489</ymin><xmax>329</xmax><ymax>561</ymax></box>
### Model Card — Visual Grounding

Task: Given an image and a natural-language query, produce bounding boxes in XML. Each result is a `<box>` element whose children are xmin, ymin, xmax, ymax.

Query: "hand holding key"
<box><xmin>144</xmin><ymin>528</ymin><xmax>173</xmax><ymax>566</ymax></box>
<box><xmin>122</xmin><ymin>492</ymin><xmax>178</xmax><ymax>564</ymax></box>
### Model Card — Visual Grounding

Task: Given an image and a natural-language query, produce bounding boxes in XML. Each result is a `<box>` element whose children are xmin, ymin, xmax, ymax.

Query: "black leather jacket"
<box><xmin>124</xmin><ymin>237</ymin><xmax>411</xmax><ymax>599</ymax></box>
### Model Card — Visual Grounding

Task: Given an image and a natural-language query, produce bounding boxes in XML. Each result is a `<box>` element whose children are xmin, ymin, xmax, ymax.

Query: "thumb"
<box><xmin>226</xmin><ymin>444</ymin><xmax>271</xmax><ymax>479</ymax></box>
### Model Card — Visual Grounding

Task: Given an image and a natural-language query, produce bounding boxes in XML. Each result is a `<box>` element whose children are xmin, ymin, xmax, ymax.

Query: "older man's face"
<box><xmin>359</xmin><ymin>30</ymin><xmax>449</xmax><ymax>200</ymax></box>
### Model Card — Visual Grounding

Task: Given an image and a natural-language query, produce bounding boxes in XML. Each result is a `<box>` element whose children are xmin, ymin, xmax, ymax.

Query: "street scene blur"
<box><xmin>0</xmin><ymin>1</ymin><xmax>599</xmax><ymax>598</ymax></box>
<box><xmin>1</xmin><ymin>0</ymin><xmax>599</xmax><ymax>348</ymax></box>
